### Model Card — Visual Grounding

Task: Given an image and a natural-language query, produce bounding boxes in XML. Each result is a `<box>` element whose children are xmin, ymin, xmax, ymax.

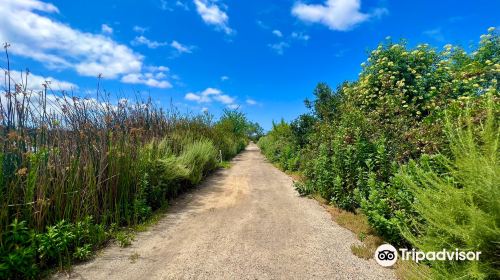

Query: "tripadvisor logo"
<box><xmin>375</xmin><ymin>244</ymin><xmax>398</xmax><ymax>267</ymax></box>
<box><xmin>374</xmin><ymin>244</ymin><xmax>482</xmax><ymax>267</ymax></box>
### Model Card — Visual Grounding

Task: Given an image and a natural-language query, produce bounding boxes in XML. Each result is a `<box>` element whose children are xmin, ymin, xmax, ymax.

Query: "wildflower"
<box><xmin>487</xmin><ymin>27</ymin><xmax>495</xmax><ymax>32</ymax></box>
<box><xmin>17</xmin><ymin>168</ymin><xmax>28</xmax><ymax>176</ymax></box>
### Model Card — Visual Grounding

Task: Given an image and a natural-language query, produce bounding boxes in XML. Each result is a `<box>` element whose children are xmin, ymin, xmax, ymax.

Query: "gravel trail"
<box><xmin>54</xmin><ymin>143</ymin><xmax>395</xmax><ymax>280</ymax></box>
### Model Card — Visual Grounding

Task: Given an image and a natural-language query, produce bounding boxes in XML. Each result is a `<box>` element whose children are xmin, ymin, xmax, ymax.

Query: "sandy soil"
<box><xmin>53</xmin><ymin>143</ymin><xmax>395</xmax><ymax>280</ymax></box>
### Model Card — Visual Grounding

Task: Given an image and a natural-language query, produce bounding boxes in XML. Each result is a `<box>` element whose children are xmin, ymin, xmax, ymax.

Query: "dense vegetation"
<box><xmin>0</xmin><ymin>50</ymin><xmax>262</xmax><ymax>278</ymax></box>
<box><xmin>259</xmin><ymin>28</ymin><xmax>499</xmax><ymax>279</ymax></box>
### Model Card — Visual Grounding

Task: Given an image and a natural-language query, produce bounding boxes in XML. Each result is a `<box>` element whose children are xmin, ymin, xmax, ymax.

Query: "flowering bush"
<box><xmin>259</xmin><ymin>28</ymin><xmax>499</xmax><ymax>277</ymax></box>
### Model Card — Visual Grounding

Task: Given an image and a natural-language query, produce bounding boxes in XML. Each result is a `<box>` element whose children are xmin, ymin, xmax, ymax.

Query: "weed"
<box><xmin>114</xmin><ymin>232</ymin><xmax>134</xmax><ymax>248</ymax></box>
<box><xmin>129</xmin><ymin>252</ymin><xmax>140</xmax><ymax>264</ymax></box>
<box><xmin>350</xmin><ymin>244</ymin><xmax>372</xmax><ymax>260</ymax></box>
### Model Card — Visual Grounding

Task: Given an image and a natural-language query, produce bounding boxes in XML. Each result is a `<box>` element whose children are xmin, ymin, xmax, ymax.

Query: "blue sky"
<box><xmin>1</xmin><ymin>0</ymin><xmax>499</xmax><ymax>130</ymax></box>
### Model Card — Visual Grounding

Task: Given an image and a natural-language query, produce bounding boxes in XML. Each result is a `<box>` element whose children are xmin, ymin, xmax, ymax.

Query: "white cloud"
<box><xmin>7</xmin><ymin>70</ymin><xmax>77</xmax><ymax>91</ymax></box>
<box><xmin>193</xmin><ymin>0</ymin><xmax>233</xmax><ymax>34</ymax></box>
<box><xmin>101</xmin><ymin>24</ymin><xmax>113</xmax><ymax>34</ymax></box>
<box><xmin>256</xmin><ymin>20</ymin><xmax>269</xmax><ymax>29</ymax></box>
<box><xmin>133</xmin><ymin>25</ymin><xmax>148</xmax><ymax>33</ymax></box>
<box><xmin>0</xmin><ymin>0</ymin><xmax>143</xmax><ymax>79</ymax></box>
<box><xmin>185</xmin><ymin>92</ymin><xmax>202</xmax><ymax>101</ymax></box>
<box><xmin>132</xmin><ymin>37</ymin><xmax>194</xmax><ymax>55</ymax></box>
<box><xmin>202</xmin><ymin>88</ymin><xmax>222</xmax><ymax>95</ymax></box>
<box><xmin>121</xmin><ymin>66</ymin><xmax>172</xmax><ymax>88</ymax></box>
<box><xmin>131</xmin><ymin>35</ymin><xmax>168</xmax><ymax>49</ymax></box>
<box><xmin>176</xmin><ymin>1</ymin><xmax>190</xmax><ymax>10</ymax></box>
<box><xmin>227</xmin><ymin>104</ymin><xmax>239</xmax><ymax>109</ymax></box>
<box><xmin>155</xmin><ymin>72</ymin><xmax>167</xmax><ymax>79</ymax></box>
<box><xmin>246</xmin><ymin>98</ymin><xmax>257</xmax><ymax>105</ymax></box>
<box><xmin>291</xmin><ymin>32</ymin><xmax>310</xmax><ymax>41</ymax></box>
<box><xmin>423</xmin><ymin>28</ymin><xmax>445</xmax><ymax>42</ymax></box>
<box><xmin>147</xmin><ymin>65</ymin><xmax>170</xmax><ymax>72</ymax></box>
<box><xmin>213</xmin><ymin>94</ymin><xmax>234</xmax><ymax>104</ymax></box>
<box><xmin>292</xmin><ymin>0</ymin><xmax>384</xmax><ymax>31</ymax></box>
<box><xmin>372</xmin><ymin>7</ymin><xmax>389</xmax><ymax>19</ymax></box>
<box><xmin>160</xmin><ymin>0</ymin><xmax>190</xmax><ymax>11</ymax></box>
<box><xmin>159</xmin><ymin>0</ymin><xmax>171</xmax><ymax>11</ymax></box>
<box><xmin>268</xmin><ymin>42</ymin><xmax>289</xmax><ymax>55</ymax></box>
<box><xmin>170</xmin><ymin>40</ymin><xmax>194</xmax><ymax>54</ymax></box>
<box><xmin>184</xmin><ymin>87</ymin><xmax>236</xmax><ymax>106</ymax></box>
<box><xmin>221</xmin><ymin>75</ymin><xmax>229</xmax><ymax>81</ymax></box>
<box><xmin>272</xmin><ymin>30</ymin><xmax>283</xmax><ymax>37</ymax></box>
<box><xmin>121</xmin><ymin>72</ymin><xmax>172</xmax><ymax>88</ymax></box>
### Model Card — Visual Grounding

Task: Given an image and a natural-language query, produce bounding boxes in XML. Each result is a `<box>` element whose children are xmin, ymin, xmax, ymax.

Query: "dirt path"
<box><xmin>55</xmin><ymin>143</ymin><xmax>395</xmax><ymax>280</ymax></box>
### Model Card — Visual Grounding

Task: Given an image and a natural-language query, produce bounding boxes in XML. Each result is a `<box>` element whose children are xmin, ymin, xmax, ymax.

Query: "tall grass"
<box><xmin>0</xmin><ymin>48</ymin><xmax>252</xmax><ymax>278</ymax></box>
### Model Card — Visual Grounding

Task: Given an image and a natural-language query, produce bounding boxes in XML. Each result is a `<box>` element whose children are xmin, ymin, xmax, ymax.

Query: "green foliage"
<box><xmin>114</xmin><ymin>232</ymin><xmax>134</xmax><ymax>248</ymax></box>
<box><xmin>246</xmin><ymin>121</ymin><xmax>265</xmax><ymax>142</ymax></box>
<box><xmin>0</xmin><ymin>46</ymin><xmax>258</xmax><ymax>277</ymax></box>
<box><xmin>0</xmin><ymin>220</ymin><xmax>38</xmax><ymax>279</ymax></box>
<box><xmin>73</xmin><ymin>244</ymin><xmax>92</xmax><ymax>261</ymax></box>
<box><xmin>258</xmin><ymin>28</ymin><xmax>500</xmax><ymax>277</ymax></box>
<box><xmin>258</xmin><ymin>119</ymin><xmax>302</xmax><ymax>171</ymax></box>
<box><xmin>399</xmin><ymin>101</ymin><xmax>499</xmax><ymax>279</ymax></box>
<box><xmin>293</xmin><ymin>181</ymin><xmax>312</xmax><ymax>196</ymax></box>
<box><xmin>178</xmin><ymin>140</ymin><xmax>218</xmax><ymax>185</ymax></box>
<box><xmin>0</xmin><ymin>216</ymin><xmax>108</xmax><ymax>279</ymax></box>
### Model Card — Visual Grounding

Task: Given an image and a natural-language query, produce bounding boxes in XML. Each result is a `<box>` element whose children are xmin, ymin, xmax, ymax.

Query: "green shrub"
<box><xmin>258</xmin><ymin>28</ymin><xmax>499</xmax><ymax>278</ymax></box>
<box><xmin>399</xmin><ymin>100</ymin><xmax>499</xmax><ymax>279</ymax></box>
<box><xmin>257</xmin><ymin>119</ymin><xmax>301</xmax><ymax>171</ymax></box>
<box><xmin>0</xmin><ymin>220</ymin><xmax>38</xmax><ymax>279</ymax></box>
<box><xmin>114</xmin><ymin>231</ymin><xmax>134</xmax><ymax>248</ymax></box>
<box><xmin>0</xmin><ymin>216</ymin><xmax>109</xmax><ymax>279</ymax></box>
<box><xmin>294</xmin><ymin>181</ymin><xmax>313</xmax><ymax>196</ymax></box>
<box><xmin>179</xmin><ymin>140</ymin><xmax>218</xmax><ymax>185</ymax></box>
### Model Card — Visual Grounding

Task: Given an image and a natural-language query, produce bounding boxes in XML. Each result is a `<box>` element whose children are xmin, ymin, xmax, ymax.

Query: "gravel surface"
<box><xmin>54</xmin><ymin>143</ymin><xmax>396</xmax><ymax>280</ymax></box>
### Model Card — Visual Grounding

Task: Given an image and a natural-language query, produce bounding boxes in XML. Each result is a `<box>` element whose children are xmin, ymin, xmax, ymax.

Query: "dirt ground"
<box><xmin>54</xmin><ymin>143</ymin><xmax>395</xmax><ymax>280</ymax></box>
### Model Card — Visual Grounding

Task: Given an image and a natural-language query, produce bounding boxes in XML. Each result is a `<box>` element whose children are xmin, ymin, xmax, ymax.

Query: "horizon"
<box><xmin>1</xmin><ymin>0</ymin><xmax>499</xmax><ymax>130</ymax></box>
